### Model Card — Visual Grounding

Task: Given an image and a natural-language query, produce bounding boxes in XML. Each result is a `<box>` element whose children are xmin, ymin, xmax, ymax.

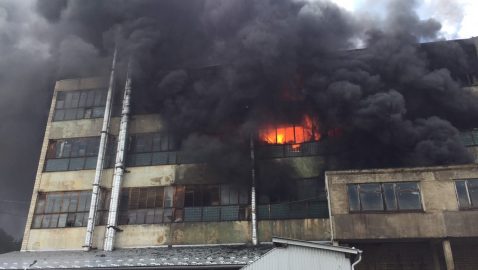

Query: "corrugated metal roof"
<box><xmin>0</xmin><ymin>245</ymin><xmax>272</xmax><ymax>270</ymax></box>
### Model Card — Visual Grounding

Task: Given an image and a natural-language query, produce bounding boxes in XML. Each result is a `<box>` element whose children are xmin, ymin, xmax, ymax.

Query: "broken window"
<box><xmin>32</xmin><ymin>190</ymin><xmax>110</xmax><ymax>229</ymax></box>
<box><xmin>455</xmin><ymin>179</ymin><xmax>478</xmax><ymax>209</ymax></box>
<box><xmin>347</xmin><ymin>182</ymin><xmax>422</xmax><ymax>212</ymax></box>
<box><xmin>44</xmin><ymin>136</ymin><xmax>116</xmax><ymax>172</ymax></box>
<box><xmin>127</xmin><ymin>133</ymin><xmax>178</xmax><ymax>167</ymax></box>
<box><xmin>53</xmin><ymin>89</ymin><xmax>107</xmax><ymax>121</ymax></box>
<box><xmin>118</xmin><ymin>184</ymin><xmax>250</xmax><ymax>225</ymax></box>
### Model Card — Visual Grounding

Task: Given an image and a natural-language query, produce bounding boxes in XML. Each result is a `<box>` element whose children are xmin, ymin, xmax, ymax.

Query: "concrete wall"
<box><xmin>327</xmin><ymin>164</ymin><xmax>478</xmax><ymax>241</ymax></box>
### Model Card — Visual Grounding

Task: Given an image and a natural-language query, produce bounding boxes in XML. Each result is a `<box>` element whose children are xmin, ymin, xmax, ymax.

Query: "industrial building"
<box><xmin>0</xmin><ymin>37</ymin><xmax>477</xmax><ymax>269</ymax></box>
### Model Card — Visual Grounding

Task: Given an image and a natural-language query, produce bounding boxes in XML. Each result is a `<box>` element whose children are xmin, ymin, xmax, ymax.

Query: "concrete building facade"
<box><xmin>16</xmin><ymin>37</ymin><xmax>478</xmax><ymax>269</ymax></box>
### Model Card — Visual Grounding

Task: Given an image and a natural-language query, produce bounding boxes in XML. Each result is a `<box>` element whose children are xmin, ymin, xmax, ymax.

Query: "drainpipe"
<box><xmin>250</xmin><ymin>135</ymin><xmax>258</xmax><ymax>245</ymax></box>
<box><xmin>83</xmin><ymin>48</ymin><xmax>117</xmax><ymax>251</ymax></box>
<box><xmin>324</xmin><ymin>173</ymin><xmax>335</xmax><ymax>243</ymax></box>
<box><xmin>351</xmin><ymin>251</ymin><xmax>362</xmax><ymax>270</ymax></box>
<box><xmin>104</xmin><ymin>61</ymin><xmax>132</xmax><ymax>251</ymax></box>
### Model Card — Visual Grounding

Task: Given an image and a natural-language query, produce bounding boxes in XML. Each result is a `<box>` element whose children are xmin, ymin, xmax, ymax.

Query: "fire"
<box><xmin>259</xmin><ymin>115</ymin><xmax>321</xmax><ymax>145</ymax></box>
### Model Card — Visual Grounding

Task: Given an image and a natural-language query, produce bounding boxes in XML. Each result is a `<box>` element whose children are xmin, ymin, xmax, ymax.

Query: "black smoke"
<box><xmin>1</xmin><ymin>0</ymin><xmax>477</xmax><ymax>237</ymax></box>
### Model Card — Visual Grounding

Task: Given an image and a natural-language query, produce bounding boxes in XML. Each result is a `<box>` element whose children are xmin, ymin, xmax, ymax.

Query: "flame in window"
<box><xmin>259</xmin><ymin>115</ymin><xmax>321</xmax><ymax>144</ymax></box>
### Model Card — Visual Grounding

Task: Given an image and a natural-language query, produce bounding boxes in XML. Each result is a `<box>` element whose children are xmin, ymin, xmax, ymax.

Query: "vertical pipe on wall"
<box><xmin>104</xmin><ymin>61</ymin><xmax>132</xmax><ymax>251</ymax></box>
<box><xmin>83</xmin><ymin>48</ymin><xmax>117</xmax><ymax>251</ymax></box>
<box><xmin>250</xmin><ymin>135</ymin><xmax>258</xmax><ymax>245</ymax></box>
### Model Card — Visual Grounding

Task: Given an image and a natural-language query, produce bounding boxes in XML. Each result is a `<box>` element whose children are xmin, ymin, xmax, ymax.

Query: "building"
<box><xmin>1</xmin><ymin>37</ymin><xmax>478</xmax><ymax>270</ymax></box>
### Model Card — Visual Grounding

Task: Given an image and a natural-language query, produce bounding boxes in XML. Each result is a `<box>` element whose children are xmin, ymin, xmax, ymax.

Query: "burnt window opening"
<box><xmin>118</xmin><ymin>184</ymin><xmax>250</xmax><ymax>225</ymax></box>
<box><xmin>44</xmin><ymin>136</ymin><xmax>116</xmax><ymax>172</ymax></box>
<box><xmin>347</xmin><ymin>182</ymin><xmax>422</xmax><ymax>212</ymax></box>
<box><xmin>32</xmin><ymin>190</ymin><xmax>110</xmax><ymax>229</ymax></box>
<box><xmin>53</xmin><ymin>89</ymin><xmax>107</xmax><ymax>121</ymax></box>
<box><xmin>126</xmin><ymin>133</ymin><xmax>179</xmax><ymax>167</ymax></box>
<box><xmin>455</xmin><ymin>179</ymin><xmax>478</xmax><ymax>209</ymax></box>
<box><xmin>257</xmin><ymin>178</ymin><xmax>328</xmax><ymax>220</ymax></box>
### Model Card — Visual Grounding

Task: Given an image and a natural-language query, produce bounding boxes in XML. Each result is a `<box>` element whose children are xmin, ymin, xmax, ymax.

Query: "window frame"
<box><xmin>347</xmin><ymin>181</ymin><xmax>424</xmax><ymax>213</ymax></box>
<box><xmin>455</xmin><ymin>179</ymin><xmax>478</xmax><ymax>210</ymax></box>
<box><xmin>53</xmin><ymin>89</ymin><xmax>108</xmax><ymax>122</ymax></box>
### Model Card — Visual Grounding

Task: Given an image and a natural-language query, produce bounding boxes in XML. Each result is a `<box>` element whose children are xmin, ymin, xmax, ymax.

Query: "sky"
<box><xmin>329</xmin><ymin>0</ymin><xmax>478</xmax><ymax>39</ymax></box>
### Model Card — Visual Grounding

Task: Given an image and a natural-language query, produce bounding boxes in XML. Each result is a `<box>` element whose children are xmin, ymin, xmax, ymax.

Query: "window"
<box><xmin>118</xmin><ymin>184</ymin><xmax>250</xmax><ymax>225</ymax></box>
<box><xmin>455</xmin><ymin>179</ymin><xmax>478</xmax><ymax>209</ymax></box>
<box><xmin>127</xmin><ymin>133</ymin><xmax>178</xmax><ymax>167</ymax></box>
<box><xmin>53</xmin><ymin>89</ymin><xmax>107</xmax><ymax>121</ymax></box>
<box><xmin>44</xmin><ymin>136</ymin><xmax>116</xmax><ymax>172</ymax></box>
<box><xmin>460</xmin><ymin>130</ymin><xmax>478</xmax><ymax>146</ymax></box>
<box><xmin>32</xmin><ymin>190</ymin><xmax>110</xmax><ymax>229</ymax></box>
<box><xmin>347</xmin><ymin>182</ymin><xmax>422</xmax><ymax>212</ymax></box>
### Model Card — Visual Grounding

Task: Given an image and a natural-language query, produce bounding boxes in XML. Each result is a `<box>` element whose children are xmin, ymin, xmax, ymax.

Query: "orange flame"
<box><xmin>259</xmin><ymin>115</ymin><xmax>321</xmax><ymax>144</ymax></box>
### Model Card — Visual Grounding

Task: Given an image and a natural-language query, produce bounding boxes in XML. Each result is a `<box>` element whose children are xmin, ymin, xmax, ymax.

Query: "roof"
<box><xmin>272</xmin><ymin>237</ymin><xmax>361</xmax><ymax>255</ymax></box>
<box><xmin>0</xmin><ymin>245</ymin><xmax>272</xmax><ymax>270</ymax></box>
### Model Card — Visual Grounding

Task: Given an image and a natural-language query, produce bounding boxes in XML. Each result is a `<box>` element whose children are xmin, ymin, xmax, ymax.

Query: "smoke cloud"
<box><xmin>1</xmin><ymin>0</ymin><xmax>477</xmax><ymax>238</ymax></box>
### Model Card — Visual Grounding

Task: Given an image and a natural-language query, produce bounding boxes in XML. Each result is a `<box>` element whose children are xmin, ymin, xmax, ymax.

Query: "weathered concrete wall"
<box><xmin>25</xmin><ymin>226</ymin><xmax>105</xmax><ymax>251</ymax></box>
<box><xmin>39</xmin><ymin>169</ymin><xmax>114</xmax><ymax>191</ymax></box>
<box><xmin>327</xmin><ymin>164</ymin><xmax>478</xmax><ymax>241</ymax></box>
<box><xmin>258</xmin><ymin>218</ymin><xmax>330</xmax><ymax>242</ymax></box>
<box><xmin>55</xmin><ymin>77</ymin><xmax>109</xmax><ymax>92</ymax></box>
<box><xmin>123</xmin><ymin>165</ymin><xmax>175</xmax><ymax>187</ymax></box>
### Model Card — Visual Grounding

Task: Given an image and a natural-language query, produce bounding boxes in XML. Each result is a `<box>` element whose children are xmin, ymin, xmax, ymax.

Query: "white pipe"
<box><xmin>83</xmin><ymin>48</ymin><xmax>117</xmax><ymax>251</ymax></box>
<box><xmin>250</xmin><ymin>135</ymin><xmax>258</xmax><ymax>246</ymax></box>
<box><xmin>104</xmin><ymin>61</ymin><xmax>132</xmax><ymax>251</ymax></box>
<box><xmin>325</xmin><ymin>173</ymin><xmax>335</xmax><ymax>242</ymax></box>
<box><xmin>351</xmin><ymin>251</ymin><xmax>362</xmax><ymax>270</ymax></box>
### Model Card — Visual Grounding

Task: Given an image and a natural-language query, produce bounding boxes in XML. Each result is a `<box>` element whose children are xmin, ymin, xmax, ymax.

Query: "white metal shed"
<box><xmin>241</xmin><ymin>237</ymin><xmax>362</xmax><ymax>270</ymax></box>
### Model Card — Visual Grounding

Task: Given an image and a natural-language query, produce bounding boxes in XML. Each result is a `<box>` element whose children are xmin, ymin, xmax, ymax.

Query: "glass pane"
<box><xmin>56</xmin><ymin>92</ymin><xmax>65</xmax><ymax>108</ymax></box>
<box><xmin>136</xmin><ymin>210</ymin><xmax>147</xmax><ymax>224</ymax></box>
<box><xmin>76</xmin><ymin>108</ymin><xmax>85</xmax><ymax>119</ymax></box>
<box><xmin>154</xmin><ymin>208</ymin><xmax>164</xmax><ymax>223</ymax></box>
<box><xmin>134</xmin><ymin>153</ymin><xmax>152</xmax><ymax>166</ymax></box>
<box><xmin>347</xmin><ymin>185</ymin><xmax>360</xmax><ymax>211</ymax></box>
<box><xmin>92</xmin><ymin>107</ymin><xmax>105</xmax><ymax>118</ymax></box>
<box><xmin>70</xmin><ymin>92</ymin><xmax>80</xmax><ymax>108</ymax></box>
<box><xmin>94</xmin><ymin>90</ymin><xmax>103</xmax><ymax>106</ymax></box>
<box><xmin>64</xmin><ymin>109</ymin><xmax>77</xmax><ymax>120</ymax></box>
<box><xmin>129</xmin><ymin>189</ymin><xmax>140</xmax><ymax>209</ymax></box>
<box><xmin>128</xmin><ymin>211</ymin><xmax>137</xmax><ymax>224</ymax></box>
<box><xmin>396</xmin><ymin>183</ymin><xmax>422</xmax><ymax>210</ymax></box>
<box><xmin>84</xmin><ymin>157</ymin><xmax>97</xmax><ymax>169</ymax></box>
<box><xmin>359</xmin><ymin>184</ymin><xmax>384</xmax><ymax>211</ymax></box>
<box><xmin>53</xmin><ymin>110</ymin><xmax>65</xmax><ymax>121</ymax></box>
<box><xmin>35</xmin><ymin>194</ymin><xmax>46</xmax><ymax>214</ymax></box>
<box><xmin>60</xmin><ymin>195</ymin><xmax>70</xmax><ymax>212</ymax></box>
<box><xmin>455</xmin><ymin>180</ymin><xmax>471</xmax><ymax>208</ymax></box>
<box><xmin>221</xmin><ymin>185</ymin><xmax>230</xmax><ymax>205</ymax></box>
<box><xmin>468</xmin><ymin>180</ymin><xmax>478</xmax><ymax>207</ymax></box>
<box><xmin>68</xmin><ymin>157</ymin><xmax>85</xmax><ymax>170</ymax></box>
<box><xmin>79</xmin><ymin>91</ymin><xmax>88</xmax><ymax>107</ymax></box>
<box><xmin>49</xmin><ymin>214</ymin><xmax>59</xmax><ymax>228</ymax></box>
<box><xmin>174</xmin><ymin>186</ymin><xmax>185</xmax><ymax>208</ymax></box>
<box><xmin>32</xmin><ymin>215</ymin><xmax>43</xmax><ymax>229</ymax></box>
<box><xmin>52</xmin><ymin>194</ymin><xmax>62</xmax><ymax>213</ymax></box>
<box><xmin>66</xmin><ymin>213</ymin><xmax>76</xmax><ymax>227</ymax></box>
<box><xmin>84</xmin><ymin>108</ymin><xmax>92</xmax><ymax>119</ymax></box>
<box><xmin>202</xmin><ymin>206</ymin><xmax>220</xmax><ymax>221</ymax></box>
<box><xmin>64</xmin><ymin>92</ymin><xmax>73</xmax><ymax>108</ymax></box>
<box><xmin>45</xmin><ymin>158</ymin><xmax>69</xmax><ymax>172</ymax></box>
<box><xmin>164</xmin><ymin>187</ymin><xmax>175</xmax><ymax>208</ymax></box>
<box><xmin>204</xmin><ymin>185</ymin><xmax>220</xmax><ymax>206</ymax></box>
<box><xmin>74</xmin><ymin>213</ymin><xmax>85</xmax><ymax>226</ymax></box>
<box><xmin>86</xmin><ymin>90</ymin><xmax>95</xmax><ymax>107</ymax></box>
<box><xmin>239</xmin><ymin>187</ymin><xmax>248</xmax><ymax>205</ymax></box>
<box><xmin>152</xmin><ymin>152</ymin><xmax>169</xmax><ymax>165</ymax></box>
<box><xmin>57</xmin><ymin>214</ymin><xmax>68</xmax><ymax>228</ymax></box>
<box><xmin>152</xmin><ymin>134</ymin><xmax>161</xmax><ymax>151</ymax></box>
<box><xmin>68</xmin><ymin>193</ymin><xmax>78</xmax><ymax>212</ymax></box>
<box><xmin>184</xmin><ymin>207</ymin><xmax>202</xmax><ymax>222</ymax></box>
<box><xmin>221</xmin><ymin>205</ymin><xmax>239</xmax><ymax>221</ymax></box>
<box><xmin>77</xmin><ymin>192</ymin><xmax>89</xmax><ymax>212</ymax></box>
<box><xmin>382</xmin><ymin>183</ymin><xmax>397</xmax><ymax>210</ymax></box>
<box><xmin>163</xmin><ymin>208</ymin><xmax>174</xmax><ymax>222</ymax></box>
<box><xmin>145</xmin><ymin>209</ymin><xmax>155</xmax><ymax>224</ymax></box>
<box><xmin>146</xmin><ymin>189</ymin><xmax>156</xmax><ymax>208</ymax></box>
<box><xmin>62</xmin><ymin>142</ymin><xmax>72</xmax><ymax>157</ymax></box>
<box><xmin>138</xmin><ymin>188</ymin><xmax>148</xmax><ymax>209</ymax></box>
<box><xmin>86</xmin><ymin>138</ymin><xmax>100</xmax><ymax>156</ymax></box>
<box><xmin>41</xmin><ymin>214</ymin><xmax>51</xmax><ymax>228</ymax></box>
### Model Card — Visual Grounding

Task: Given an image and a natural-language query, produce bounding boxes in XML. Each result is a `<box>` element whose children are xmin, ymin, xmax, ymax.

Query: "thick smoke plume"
<box><xmin>1</xmin><ymin>0</ymin><xmax>478</xmax><ymax>238</ymax></box>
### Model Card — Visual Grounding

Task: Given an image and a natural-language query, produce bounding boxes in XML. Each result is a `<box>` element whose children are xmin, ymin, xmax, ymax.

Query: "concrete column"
<box><xmin>442</xmin><ymin>239</ymin><xmax>455</xmax><ymax>270</ymax></box>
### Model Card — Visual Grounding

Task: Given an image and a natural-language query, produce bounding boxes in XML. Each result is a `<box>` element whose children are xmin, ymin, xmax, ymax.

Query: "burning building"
<box><xmin>1</xmin><ymin>0</ymin><xmax>478</xmax><ymax>269</ymax></box>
